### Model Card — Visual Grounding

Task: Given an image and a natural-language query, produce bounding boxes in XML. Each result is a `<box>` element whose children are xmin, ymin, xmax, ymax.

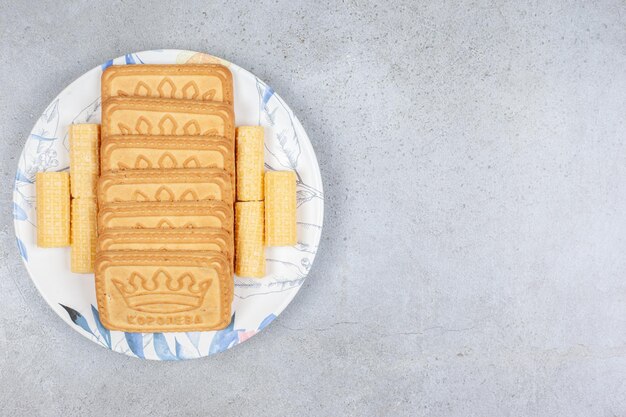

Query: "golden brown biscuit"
<box><xmin>97</xmin><ymin>227</ymin><xmax>233</xmax><ymax>258</ymax></box>
<box><xmin>101</xmin><ymin>64</ymin><xmax>233</xmax><ymax>103</ymax></box>
<box><xmin>95</xmin><ymin>251</ymin><xmax>233</xmax><ymax>332</ymax></box>
<box><xmin>100</xmin><ymin>135</ymin><xmax>233</xmax><ymax>172</ymax></box>
<box><xmin>97</xmin><ymin>200</ymin><xmax>233</xmax><ymax>234</ymax></box>
<box><xmin>101</xmin><ymin>98</ymin><xmax>234</xmax><ymax>139</ymax></box>
<box><xmin>98</xmin><ymin>168</ymin><xmax>233</xmax><ymax>204</ymax></box>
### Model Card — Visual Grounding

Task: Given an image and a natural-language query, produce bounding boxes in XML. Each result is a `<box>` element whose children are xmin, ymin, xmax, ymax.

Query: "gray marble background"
<box><xmin>1</xmin><ymin>1</ymin><xmax>625</xmax><ymax>416</ymax></box>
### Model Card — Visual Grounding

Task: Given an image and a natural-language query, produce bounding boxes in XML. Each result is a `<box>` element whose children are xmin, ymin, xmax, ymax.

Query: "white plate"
<box><xmin>12</xmin><ymin>49</ymin><xmax>324</xmax><ymax>360</ymax></box>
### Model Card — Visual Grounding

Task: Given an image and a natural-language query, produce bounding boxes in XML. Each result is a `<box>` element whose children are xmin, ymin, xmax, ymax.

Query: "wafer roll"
<box><xmin>236</xmin><ymin>126</ymin><xmax>264</xmax><ymax>201</ymax></box>
<box><xmin>36</xmin><ymin>172</ymin><xmax>70</xmax><ymax>247</ymax></box>
<box><xmin>71</xmin><ymin>198</ymin><xmax>97</xmax><ymax>273</ymax></box>
<box><xmin>235</xmin><ymin>202</ymin><xmax>265</xmax><ymax>277</ymax></box>
<box><xmin>264</xmin><ymin>171</ymin><xmax>296</xmax><ymax>246</ymax></box>
<box><xmin>69</xmin><ymin>124</ymin><xmax>100</xmax><ymax>198</ymax></box>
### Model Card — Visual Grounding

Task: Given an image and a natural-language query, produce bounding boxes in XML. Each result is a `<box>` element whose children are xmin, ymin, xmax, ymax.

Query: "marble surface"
<box><xmin>0</xmin><ymin>1</ymin><xmax>625</xmax><ymax>416</ymax></box>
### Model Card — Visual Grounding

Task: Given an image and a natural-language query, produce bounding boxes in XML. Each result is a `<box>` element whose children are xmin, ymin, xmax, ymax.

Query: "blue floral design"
<box><xmin>153</xmin><ymin>333</ymin><xmax>177</xmax><ymax>360</ymax></box>
<box><xmin>15</xmin><ymin>168</ymin><xmax>33</xmax><ymax>184</ymax></box>
<box><xmin>125</xmin><ymin>333</ymin><xmax>145</xmax><ymax>359</ymax></box>
<box><xmin>60</xmin><ymin>304</ymin><xmax>94</xmax><ymax>338</ymax></box>
<box><xmin>101</xmin><ymin>59</ymin><xmax>113</xmax><ymax>71</ymax></box>
<box><xmin>209</xmin><ymin>314</ymin><xmax>239</xmax><ymax>354</ymax></box>
<box><xmin>258</xmin><ymin>314</ymin><xmax>277</xmax><ymax>331</ymax></box>
<box><xmin>15</xmin><ymin>238</ymin><xmax>27</xmax><ymax>261</ymax></box>
<box><xmin>13</xmin><ymin>203</ymin><xmax>27</xmax><ymax>221</ymax></box>
<box><xmin>91</xmin><ymin>305</ymin><xmax>111</xmax><ymax>348</ymax></box>
<box><xmin>175</xmin><ymin>339</ymin><xmax>196</xmax><ymax>360</ymax></box>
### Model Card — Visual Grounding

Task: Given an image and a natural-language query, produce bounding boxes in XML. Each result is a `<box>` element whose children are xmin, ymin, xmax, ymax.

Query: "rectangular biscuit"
<box><xmin>101</xmin><ymin>98</ymin><xmax>234</xmax><ymax>140</ymax></box>
<box><xmin>71</xmin><ymin>198</ymin><xmax>97</xmax><ymax>273</ymax></box>
<box><xmin>101</xmin><ymin>64</ymin><xmax>233</xmax><ymax>104</ymax></box>
<box><xmin>98</xmin><ymin>168</ymin><xmax>233</xmax><ymax>204</ymax></box>
<box><xmin>265</xmin><ymin>171</ymin><xmax>297</xmax><ymax>246</ymax></box>
<box><xmin>69</xmin><ymin>124</ymin><xmax>100</xmax><ymax>198</ymax></box>
<box><xmin>97</xmin><ymin>200</ymin><xmax>233</xmax><ymax>234</ymax></box>
<box><xmin>235</xmin><ymin>126</ymin><xmax>264</xmax><ymax>201</ymax></box>
<box><xmin>235</xmin><ymin>202</ymin><xmax>265</xmax><ymax>277</ymax></box>
<box><xmin>97</xmin><ymin>228</ymin><xmax>233</xmax><ymax>258</ymax></box>
<box><xmin>100</xmin><ymin>135</ymin><xmax>233</xmax><ymax>172</ymax></box>
<box><xmin>36</xmin><ymin>172</ymin><xmax>70</xmax><ymax>247</ymax></box>
<box><xmin>95</xmin><ymin>251</ymin><xmax>233</xmax><ymax>332</ymax></box>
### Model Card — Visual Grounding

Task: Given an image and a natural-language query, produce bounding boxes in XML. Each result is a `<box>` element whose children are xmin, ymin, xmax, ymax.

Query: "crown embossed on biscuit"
<box><xmin>112</xmin><ymin>269</ymin><xmax>211</xmax><ymax>313</ymax></box>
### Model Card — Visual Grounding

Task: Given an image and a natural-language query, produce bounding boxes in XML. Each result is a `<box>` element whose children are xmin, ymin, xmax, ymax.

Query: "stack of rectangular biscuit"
<box><xmin>95</xmin><ymin>64</ymin><xmax>236</xmax><ymax>332</ymax></box>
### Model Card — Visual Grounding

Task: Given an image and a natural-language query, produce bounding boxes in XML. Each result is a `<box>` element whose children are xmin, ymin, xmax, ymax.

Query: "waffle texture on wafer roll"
<box><xmin>235</xmin><ymin>202</ymin><xmax>265</xmax><ymax>277</ymax></box>
<box><xmin>37</xmin><ymin>172</ymin><xmax>70</xmax><ymax>247</ymax></box>
<box><xmin>236</xmin><ymin>126</ymin><xmax>265</xmax><ymax>201</ymax></box>
<box><xmin>71</xmin><ymin>198</ymin><xmax>97</xmax><ymax>273</ymax></box>
<box><xmin>69</xmin><ymin>124</ymin><xmax>100</xmax><ymax>198</ymax></box>
<box><xmin>264</xmin><ymin>171</ymin><xmax>297</xmax><ymax>246</ymax></box>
